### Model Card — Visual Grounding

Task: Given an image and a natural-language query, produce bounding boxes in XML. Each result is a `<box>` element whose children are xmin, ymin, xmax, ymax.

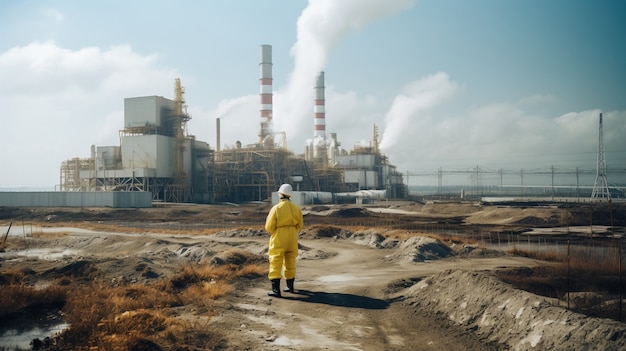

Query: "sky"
<box><xmin>0</xmin><ymin>0</ymin><xmax>625</xmax><ymax>189</ymax></box>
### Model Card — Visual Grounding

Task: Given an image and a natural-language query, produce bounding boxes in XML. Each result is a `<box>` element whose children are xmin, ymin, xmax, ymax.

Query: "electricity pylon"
<box><xmin>591</xmin><ymin>112</ymin><xmax>611</xmax><ymax>200</ymax></box>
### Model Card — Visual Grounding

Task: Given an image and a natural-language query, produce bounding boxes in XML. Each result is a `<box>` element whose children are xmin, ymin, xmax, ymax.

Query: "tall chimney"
<box><xmin>216</xmin><ymin>117</ymin><xmax>220</xmax><ymax>152</ymax></box>
<box><xmin>259</xmin><ymin>44</ymin><xmax>273</xmax><ymax>143</ymax></box>
<box><xmin>313</xmin><ymin>71</ymin><xmax>326</xmax><ymax>160</ymax></box>
<box><xmin>314</xmin><ymin>71</ymin><xmax>326</xmax><ymax>140</ymax></box>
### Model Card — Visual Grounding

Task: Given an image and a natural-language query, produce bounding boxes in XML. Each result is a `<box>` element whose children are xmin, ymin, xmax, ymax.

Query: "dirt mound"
<box><xmin>214</xmin><ymin>228</ymin><xmax>266</xmax><ymax>237</ymax></box>
<box><xmin>45</xmin><ymin>260</ymin><xmax>98</xmax><ymax>278</ymax></box>
<box><xmin>328</xmin><ymin>207</ymin><xmax>368</xmax><ymax>217</ymax></box>
<box><xmin>464</xmin><ymin>206</ymin><xmax>570</xmax><ymax>226</ymax></box>
<box><xmin>175</xmin><ymin>245</ymin><xmax>215</xmax><ymax>262</ymax></box>
<box><xmin>338</xmin><ymin>230</ymin><xmax>455</xmax><ymax>262</ymax></box>
<box><xmin>309</xmin><ymin>205</ymin><xmax>331</xmax><ymax>212</ymax></box>
<box><xmin>211</xmin><ymin>248</ymin><xmax>265</xmax><ymax>266</ymax></box>
<box><xmin>395</xmin><ymin>236</ymin><xmax>455</xmax><ymax>262</ymax></box>
<box><xmin>398</xmin><ymin>270</ymin><xmax>626</xmax><ymax>351</ymax></box>
<box><xmin>351</xmin><ymin>231</ymin><xmax>386</xmax><ymax>247</ymax></box>
<box><xmin>301</xmin><ymin>225</ymin><xmax>346</xmax><ymax>239</ymax></box>
<box><xmin>420</xmin><ymin>201</ymin><xmax>482</xmax><ymax>216</ymax></box>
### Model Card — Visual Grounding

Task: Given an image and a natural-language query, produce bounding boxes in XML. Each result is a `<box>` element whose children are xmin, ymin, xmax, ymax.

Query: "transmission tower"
<box><xmin>591</xmin><ymin>112</ymin><xmax>610</xmax><ymax>200</ymax></box>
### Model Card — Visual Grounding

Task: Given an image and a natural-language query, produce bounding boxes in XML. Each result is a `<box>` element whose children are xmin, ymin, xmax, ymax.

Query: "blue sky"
<box><xmin>0</xmin><ymin>0</ymin><xmax>624</xmax><ymax>188</ymax></box>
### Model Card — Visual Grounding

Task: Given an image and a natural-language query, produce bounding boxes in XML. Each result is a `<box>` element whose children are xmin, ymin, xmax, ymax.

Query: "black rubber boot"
<box><xmin>268</xmin><ymin>279</ymin><xmax>281</xmax><ymax>297</ymax></box>
<box><xmin>284</xmin><ymin>278</ymin><xmax>295</xmax><ymax>293</ymax></box>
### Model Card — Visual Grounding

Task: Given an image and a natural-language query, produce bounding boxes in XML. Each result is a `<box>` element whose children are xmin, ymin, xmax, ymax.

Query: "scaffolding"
<box><xmin>59</xmin><ymin>157</ymin><xmax>94</xmax><ymax>191</ymax></box>
<box><xmin>212</xmin><ymin>146</ymin><xmax>349</xmax><ymax>202</ymax></box>
<box><xmin>214</xmin><ymin>148</ymin><xmax>291</xmax><ymax>202</ymax></box>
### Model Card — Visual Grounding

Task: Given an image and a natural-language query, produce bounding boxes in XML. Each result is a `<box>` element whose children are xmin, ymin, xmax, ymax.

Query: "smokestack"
<box><xmin>259</xmin><ymin>44</ymin><xmax>273</xmax><ymax>143</ymax></box>
<box><xmin>313</xmin><ymin>71</ymin><xmax>327</xmax><ymax>161</ymax></box>
<box><xmin>314</xmin><ymin>71</ymin><xmax>326</xmax><ymax>140</ymax></box>
<box><xmin>216</xmin><ymin>117</ymin><xmax>220</xmax><ymax>152</ymax></box>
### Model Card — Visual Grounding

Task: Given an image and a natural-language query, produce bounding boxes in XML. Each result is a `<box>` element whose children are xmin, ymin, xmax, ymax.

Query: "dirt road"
<box><xmin>208</xmin><ymin>234</ymin><xmax>541</xmax><ymax>351</ymax></box>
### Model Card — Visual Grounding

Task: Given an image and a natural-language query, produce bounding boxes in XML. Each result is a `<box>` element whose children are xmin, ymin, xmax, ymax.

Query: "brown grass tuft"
<box><xmin>508</xmin><ymin>247</ymin><xmax>564</xmax><ymax>262</ymax></box>
<box><xmin>236</xmin><ymin>263</ymin><xmax>267</xmax><ymax>278</ymax></box>
<box><xmin>0</xmin><ymin>284</ymin><xmax>67</xmax><ymax>317</ymax></box>
<box><xmin>183</xmin><ymin>281</ymin><xmax>234</xmax><ymax>301</ymax></box>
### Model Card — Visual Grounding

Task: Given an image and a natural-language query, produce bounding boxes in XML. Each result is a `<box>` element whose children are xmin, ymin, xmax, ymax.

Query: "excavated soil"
<box><xmin>1</xmin><ymin>200</ymin><xmax>625</xmax><ymax>350</ymax></box>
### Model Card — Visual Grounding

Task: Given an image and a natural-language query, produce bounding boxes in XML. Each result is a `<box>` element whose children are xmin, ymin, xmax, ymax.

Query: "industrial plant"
<box><xmin>58</xmin><ymin>45</ymin><xmax>406</xmax><ymax>205</ymax></box>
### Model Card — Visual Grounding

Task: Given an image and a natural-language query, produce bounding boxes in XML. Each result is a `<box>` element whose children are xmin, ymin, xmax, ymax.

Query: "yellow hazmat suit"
<box><xmin>265</xmin><ymin>197</ymin><xmax>303</xmax><ymax>281</ymax></box>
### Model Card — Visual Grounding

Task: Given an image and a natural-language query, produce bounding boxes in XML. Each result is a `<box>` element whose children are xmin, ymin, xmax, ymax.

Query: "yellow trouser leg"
<box><xmin>283</xmin><ymin>250</ymin><xmax>297</xmax><ymax>279</ymax></box>
<box><xmin>268</xmin><ymin>247</ymin><xmax>284</xmax><ymax>280</ymax></box>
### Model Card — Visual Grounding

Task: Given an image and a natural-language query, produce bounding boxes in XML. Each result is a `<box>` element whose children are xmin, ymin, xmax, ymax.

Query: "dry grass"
<box><xmin>0</xmin><ymin>284</ymin><xmax>66</xmax><ymax>317</ymax></box>
<box><xmin>236</xmin><ymin>263</ymin><xmax>266</xmax><ymax>278</ymax></box>
<box><xmin>497</xmin><ymin>243</ymin><xmax>625</xmax><ymax>321</ymax></box>
<box><xmin>0</xmin><ymin>270</ymin><xmax>66</xmax><ymax>318</ymax></box>
<box><xmin>0</xmin><ymin>258</ymin><xmax>265</xmax><ymax>350</ymax></box>
<box><xmin>508</xmin><ymin>247</ymin><xmax>564</xmax><ymax>262</ymax></box>
<box><xmin>426</xmin><ymin>232</ymin><xmax>479</xmax><ymax>246</ymax></box>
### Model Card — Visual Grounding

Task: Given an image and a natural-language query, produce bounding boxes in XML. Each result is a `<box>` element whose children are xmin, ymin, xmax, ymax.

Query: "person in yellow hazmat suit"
<box><xmin>265</xmin><ymin>183</ymin><xmax>303</xmax><ymax>297</ymax></box>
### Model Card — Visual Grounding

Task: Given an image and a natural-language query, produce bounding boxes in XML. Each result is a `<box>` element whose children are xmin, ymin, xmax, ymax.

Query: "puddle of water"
<box><xmin>0</xmin><ymin>323</ymin><xmax>69</xmax><ymax>350</ymax></box>
<box><xmin>0</xmin><ymin>311</ymin><xmax>68</xmax><ymax>350</ymax></box>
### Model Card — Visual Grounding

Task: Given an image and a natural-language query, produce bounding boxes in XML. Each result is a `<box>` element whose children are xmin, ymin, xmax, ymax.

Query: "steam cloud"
<box><xmin>277</xmin><ymin>0</ymin><xmax>416</xmax><ymax>144</ymax></box>
<box><xmin>379</xmin><ymin>72</ymin><xmax>459</xmax><ymax>149</ymax></box>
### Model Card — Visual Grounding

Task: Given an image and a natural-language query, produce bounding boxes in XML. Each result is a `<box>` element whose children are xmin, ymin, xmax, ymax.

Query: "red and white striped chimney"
<box><xmin>259</xmin><ymin>44</ymin><xmax>273</xmax><ymax>143</ymax></box>
<box><xmin>314</xmin><ymin>71</ymin><xmax>326</xmax><ymax>140</ymax></box>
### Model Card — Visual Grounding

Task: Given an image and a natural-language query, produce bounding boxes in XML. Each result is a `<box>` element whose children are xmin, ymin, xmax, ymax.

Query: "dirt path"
<box><xmin>207</xmin><ymin>235</ymin><xmax>538</xmax><ymax>350</ymax></box>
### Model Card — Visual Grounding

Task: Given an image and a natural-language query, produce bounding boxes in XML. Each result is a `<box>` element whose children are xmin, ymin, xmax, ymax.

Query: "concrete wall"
<box><xmin>0</xmin><ymin>192</ymin><xmax>152</xmax><ymax>208</ymax></box>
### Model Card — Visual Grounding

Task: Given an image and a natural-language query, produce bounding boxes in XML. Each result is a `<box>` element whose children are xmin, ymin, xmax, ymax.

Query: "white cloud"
<box><xmin>382</xmin><ymin>97</ymin><xmax>621</xmax><ymax>175</ymax></box>
<box><xmin>0</xmin><ymin>42</ymin><xmax>177</xmax><ymax>188</ymax></box>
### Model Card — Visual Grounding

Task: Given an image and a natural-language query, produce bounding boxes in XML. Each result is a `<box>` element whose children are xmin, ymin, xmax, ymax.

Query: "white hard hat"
<box><xmin>278</xmin><ymin>183</ymin><xmax>293</xmax><ymax>197</ymax></box>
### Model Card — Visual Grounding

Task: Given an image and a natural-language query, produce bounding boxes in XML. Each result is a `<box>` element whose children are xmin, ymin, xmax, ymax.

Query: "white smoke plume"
<box><xmin>379</xmin><ymin>72</ymin><xmax>459</xmax><ymax>149</ymax></box>
<box><xmin>277</xmin><ymin>0</ymin><xmax>416</xmax><ymax>145</ymax></box>
<box><xmin>215</xmin><ymin>94</ymin><xmax>256</xmax><ymax>120</ymax></box>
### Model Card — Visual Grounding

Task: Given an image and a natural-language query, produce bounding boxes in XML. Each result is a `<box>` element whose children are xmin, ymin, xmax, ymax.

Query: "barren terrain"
<box><xmin>1</xmin><ymin>201</ymin><xmax>625</xmax><ymax>350</ymax></box>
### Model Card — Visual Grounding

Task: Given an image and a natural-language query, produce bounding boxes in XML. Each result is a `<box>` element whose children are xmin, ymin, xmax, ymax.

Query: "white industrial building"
<box><xmin>60</xmin><ymin>80</ymin><xmax>213</xmax><ymax>203</ymax></box>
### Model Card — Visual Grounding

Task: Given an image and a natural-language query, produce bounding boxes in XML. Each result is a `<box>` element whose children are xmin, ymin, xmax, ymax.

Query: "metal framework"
<box><xmin>212</xmin><ymin>147</ymin><xmax>349</xmax><ymax>202</ymax></box>
<box><xmin>592</xmin><ymin>112</ymin><xmax>611</xmax><ymax>200</ymax></box>
<box><xmin>59</xmin><ymin>157</ymin><xmax>94</xmax><ymax>191</ymax></box>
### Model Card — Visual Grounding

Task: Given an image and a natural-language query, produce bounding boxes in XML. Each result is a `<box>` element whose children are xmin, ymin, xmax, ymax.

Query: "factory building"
<box><xmin>59</xmin><ymin>45</ymin><xmax>406</xmax><ymax>204</ymax></box>
<box><xmin>60</xmin><ymin>79</ymin><xmax>213</xmax><ymax>203</ymax></box>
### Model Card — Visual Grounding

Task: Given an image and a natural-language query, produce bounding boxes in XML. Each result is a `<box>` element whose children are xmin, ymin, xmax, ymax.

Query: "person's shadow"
<box><xmin>283</xmin><ymin>289</ymin><xmax>389</xmax><ymax>309</ymax></box>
